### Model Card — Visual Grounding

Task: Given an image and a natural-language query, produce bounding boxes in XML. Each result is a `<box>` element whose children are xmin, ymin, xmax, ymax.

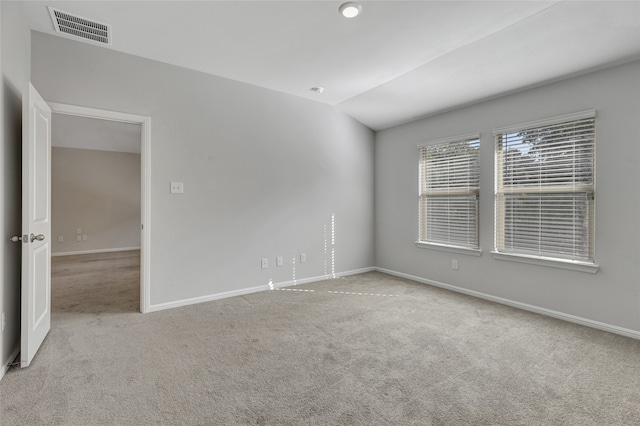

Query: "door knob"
<box><xmin>10</xmin><ymin>235</ymin><xmax>23</xmax><ymax>243</ymax></box>
<box><xmin>30</xmin><ymin>234</ymin><xmax>45</xmax><ymax>243</ymax></box>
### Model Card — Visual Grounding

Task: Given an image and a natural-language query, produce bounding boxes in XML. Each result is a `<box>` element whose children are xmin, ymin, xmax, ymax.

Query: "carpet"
<box><xmin>1</xmin><ymin>255</ymin><xmax>639</xmax><ymax>425</ymax></box>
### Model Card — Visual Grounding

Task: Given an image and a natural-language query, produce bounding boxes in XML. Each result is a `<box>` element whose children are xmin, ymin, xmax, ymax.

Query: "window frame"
<box><xmin>492</xmin><ymin>110</ymin><xmax>598</xmax><ymax>273</ymax></box>
<box><xmin>416</xmin><ymin>133</ymin><xmax>482</xmax><ymax>254</ymax></box>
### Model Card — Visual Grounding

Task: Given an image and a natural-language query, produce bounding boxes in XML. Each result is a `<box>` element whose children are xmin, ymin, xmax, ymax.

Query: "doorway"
<box><xmin>48</xmin><ymin>103</ymin><xmax>151</xmax><ymax>313</ymax></box>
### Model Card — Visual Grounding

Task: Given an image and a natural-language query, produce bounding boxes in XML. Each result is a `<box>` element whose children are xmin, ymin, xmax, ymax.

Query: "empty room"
<box><xmin>1</xmin><ymin>1</ymin><xmax>639</xmax><ymax>425</ymax></box>
<box><xmin>50</xmin><ymin>113</ymin><xmax>142</xmax><ymax>314</ymax></box>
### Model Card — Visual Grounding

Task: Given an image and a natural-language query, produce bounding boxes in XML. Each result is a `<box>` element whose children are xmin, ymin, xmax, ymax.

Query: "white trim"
<box><xmin>0</xmin><ymin>348</ymin><xmax>20</xmax><ymax>381</ymax></box>
<box><xmin>147</xmin><ymin>284</ymin><xmax>271</xmax><ymax>313</ymax></box>
<box><xmin>48</xmin><ymin>102</ymin><xmax>147</xmax><ymax>124</ymax></box>
<box><xmin>147</xmin><ymin>267</ymin><xmax>375</xmax><ymax>313</ymax></box>
<box><xmin>415</xmin><ymin>241</ymin><xmax>482</xmax><ymax>256</ymax></box>
<box><xmin>140</xmin><ymin>118</ymin><xmax>151</xmax><ymax>314</ymax></box>
<box><xmin>491</xmin><ymin>251</ymin><xmax>599</xmax><ymax>274</ymax></box>
<box><xmin>376</xmin><ymin>267</ymin><xmax>639</xmax><ymax>340</ymax></box>
<box><xmin>51</xmin><ymin>247</ymin><xmax>141</xmax><ymax>257</ymax></box>
<box><xmin>417</xmin><ymin>132</ymin><xmax>480</xmax><ymax>148</ymax></box>
<box><xmin>492</xmin><ymin>109</ymin><xmax>596</xmax><ymax>136</ymax></box>
<box><xmin>48</xmin><ymin>102</ymin><xmax>151</xmax><ymax>314</ymax></box>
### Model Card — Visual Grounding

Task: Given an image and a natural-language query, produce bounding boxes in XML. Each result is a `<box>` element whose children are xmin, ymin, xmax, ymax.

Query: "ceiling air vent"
<box><xmin>48</xmin><ymin>7</ymin><xmax>111</xmax><ymax>45</ymax></box>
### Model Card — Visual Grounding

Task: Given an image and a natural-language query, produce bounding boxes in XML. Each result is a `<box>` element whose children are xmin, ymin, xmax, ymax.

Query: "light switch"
<box><xmin>170</xmin><ymin>182</ymin><xmax>184</xmax><ymax>194</ymax></box>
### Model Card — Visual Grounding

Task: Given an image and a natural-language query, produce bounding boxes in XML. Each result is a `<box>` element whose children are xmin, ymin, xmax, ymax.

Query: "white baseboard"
<box><xmin>271</xmin><ymin>266</ymin><xmax>375</xmax><ymax>289</ymax></box>
<box><xmin>376</xmin><ymin>267</ymin><xmax>640</xmax><ymax>341</ymax></box>
<box><xmin>147</xmin><ymin>267</ymin><xmax>376</xmax><ymax>313</ymax></box>
<box><xmin>0</xmin><ymin>347</ymin><xmax>20</xmax><ymax>382</ymax></box>
<box><xmin>147</xmin><ymin>284</ymin><xmax>269</xmax><ymax>313</ymax></box>
<box><xmin>52</xmin><ymin>247</ymin><xmax>141</xmax><ymax>257</ymax></box>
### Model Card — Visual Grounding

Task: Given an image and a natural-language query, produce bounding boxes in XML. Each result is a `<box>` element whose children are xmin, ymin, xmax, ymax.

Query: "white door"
<box><xmin>20</xmin><ymin>83</ymin><xmax>52</xmax><ymax>368</ymax></box>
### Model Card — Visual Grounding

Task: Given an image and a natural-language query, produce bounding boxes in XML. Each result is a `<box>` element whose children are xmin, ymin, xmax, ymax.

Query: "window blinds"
<box><xmin>419</xmin><ymin>135</ymin><xmax>480</xmax><ymax>249</ymax></box>
<box><xmin>494</xmin><ymin>112</ymin><xmax>595</xmax><ymax>261</ymax></box>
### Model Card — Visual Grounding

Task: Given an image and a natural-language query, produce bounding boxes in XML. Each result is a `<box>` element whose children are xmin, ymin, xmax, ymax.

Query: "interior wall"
<box><xmin>32</xmin><ymin>32</ymin><xmax>375</xmax><ymax>307</ymax></box>
<box><xmin>0</xmin><ymin>1</ymin><xmax>30</xmax><ymax>375</ymax></box>
<box><xmin>375</xmin><ymin>60</ymin><xmax>640</xmax><ymax>333</ymax></box>
<box><xmin>51</xmin><ymin>147</ymin><xmax>141</xmax><ymax>255</ymax></box>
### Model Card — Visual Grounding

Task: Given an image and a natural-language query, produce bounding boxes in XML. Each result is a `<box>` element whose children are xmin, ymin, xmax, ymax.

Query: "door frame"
<box><xmin>48</xmin><ymin>102</ymin><xmax>152</xmax><ymax>313</ymax></box>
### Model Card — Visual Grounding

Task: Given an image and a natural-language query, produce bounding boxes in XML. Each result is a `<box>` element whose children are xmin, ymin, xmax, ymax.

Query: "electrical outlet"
<box><xmin>58</xmin><ymin>236</ymin><xmax>64</xmax><ymax>243</ymax></box>
<box><xmin>76</xmin><ymin>228</ymin><xmax>82</xmax><ymax>235</ymax></box>
<box><xmin>276</xmin><ymin>256</ymin><xmax>283</xmax><ymax>267</ymax></box>
<box><xmin>170</xmin><ymin>182</ymin><xmax>184</xmax><ymax>194</ymax></box>
<box><xmin>300</xmin><ymin>253</ymin><xmax>307</xmax><ymax>263</ymax></box>
<box><xmin>261</xmin><ymin>258</ymin><xmax>269</xmax><ymax>269</ymax></box>
<box><xmin>76</xmin><ymin>235</ymin><xmax>82</xmax><ymax>242</ymax></box>
<box><xmin>82</xmin><ymin>235</ymin><xmax>87</xmax><ymax>241</ymax></box>
<box><xmin>452</xmin><ymin>259</ymin><xmax>459</xmax><ymax>270</ymax></box>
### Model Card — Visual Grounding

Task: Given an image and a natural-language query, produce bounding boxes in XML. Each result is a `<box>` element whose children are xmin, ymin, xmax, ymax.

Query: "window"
<box><xmin>494</xmin><ymin>110</ymin><xmax>595</xmax><ymax>264</ymax></box>
<box><xmin>418</xmin><ymin>134</ymin><xmax>480</xmax><ymax>251</ymax></box>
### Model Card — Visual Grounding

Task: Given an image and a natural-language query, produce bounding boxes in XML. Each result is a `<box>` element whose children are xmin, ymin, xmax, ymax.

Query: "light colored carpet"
<box><xmin>1</xmin><ymin>251</ymin><xmax>639</xmax><ymax>425</ymax></box>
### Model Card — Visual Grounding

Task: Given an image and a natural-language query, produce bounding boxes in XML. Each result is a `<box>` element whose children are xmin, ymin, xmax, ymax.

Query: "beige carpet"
<box><xmin>1</xmin><ymin>252</ymin><xmax>639</xmax><ymax>425</ymax></box>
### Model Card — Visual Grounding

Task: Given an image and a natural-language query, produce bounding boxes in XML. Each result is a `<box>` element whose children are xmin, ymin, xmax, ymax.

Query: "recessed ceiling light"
<box><xmin>310</xmin><ymin>86</ymin><xmax>325</xmax><ymax>94</ymax></box>
<box><xmin>339</xmin><ymin>2</ymin><xmax>362</xmax><ymax>18</ymax></box>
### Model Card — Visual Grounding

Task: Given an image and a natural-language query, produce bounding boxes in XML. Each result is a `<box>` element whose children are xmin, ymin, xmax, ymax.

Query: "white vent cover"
<box><xmin>48</xmin><ymin>7</ymin><xmax>111</xmax><ymax>45</ymax></box>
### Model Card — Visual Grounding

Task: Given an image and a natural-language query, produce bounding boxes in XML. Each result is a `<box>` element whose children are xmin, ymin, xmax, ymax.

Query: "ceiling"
<box><xmin>21</xmin><ymin>1</ymin><xmax>640</xmax><ymax>130</ymax></box>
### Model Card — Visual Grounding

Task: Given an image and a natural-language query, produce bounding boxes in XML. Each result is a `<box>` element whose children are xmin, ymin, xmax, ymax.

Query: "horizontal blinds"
<box><xmin>495</xmin><ymin>115</ymin><xmax>595</xmax><ymax>261</ymax></box>
<box><xmin>496</xmin><ymin>193</ymin><xmax>594</xmax><ymax>260</ymax></box>
<box><xmin>420</xmin><ymin>196</ymin><xmax>479</xmax><ymax>247</ymax></box>
<box><xmin>419</xmin><ymin>137</ymin><xmax>480</xmax><ymax>249</ymax></box>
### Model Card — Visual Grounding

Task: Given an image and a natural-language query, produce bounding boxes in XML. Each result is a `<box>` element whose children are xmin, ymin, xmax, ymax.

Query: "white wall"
<box><xmin>32</xmin><ymin>32</ymin><xmax>375</xmax><ymax>307</ymax></box>
<box><xmin>376</xmin><ymin>60</ymin><xmax>640</xmax><ymax>333</ymax></box>
<box><xmin>52</xmin><ymin>147</ymin><xmax>141</xmax><ymax>255</ymax></box>
<box><xmin>1</xmin><ymin>1</ymin><xmax>30</xmax><ymax>376</ymax></box>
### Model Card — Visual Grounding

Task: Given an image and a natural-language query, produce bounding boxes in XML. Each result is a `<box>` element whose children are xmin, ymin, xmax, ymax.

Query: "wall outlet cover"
<box><xmin>170</xmin><ymin>182</ymin><xmax>184</xmax><ymax>194</ymax></box>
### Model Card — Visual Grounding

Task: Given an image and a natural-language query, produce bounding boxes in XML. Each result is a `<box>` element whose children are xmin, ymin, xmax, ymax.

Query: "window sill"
<box><xmin>490</xmin><ymin>251</ymin><xmax>599</xmax><ymax>274</ymax></box>
<box><xmin>415</xmin><ymin>241</ymin><xmax>482</xmax><ymax>256</ymax></box>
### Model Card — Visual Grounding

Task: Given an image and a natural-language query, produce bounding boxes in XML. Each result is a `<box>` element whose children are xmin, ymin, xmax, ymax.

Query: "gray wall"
<box><xmin>376</xmin><ymin>60</ymin><xmax>640</xmax><ymax>332</ymax></box>
<box><xmin>52</xmin><ymin>147</ymin><xmax>141</xmax><ymax>255</ymax></box>
<box><xmin>0</xmin><ymin>2</ymin><xmax>30</xmax><ymax>373</ymax></box>
<box><xmin>32</xmin><ymin>32</ymin><xmax>375</xmax><ymax>307</ymax></box>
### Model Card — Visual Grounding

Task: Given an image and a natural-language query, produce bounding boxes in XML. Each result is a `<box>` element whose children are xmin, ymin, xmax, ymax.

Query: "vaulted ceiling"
<box><xmin>21</xmin><ymin>1</ymin><xmax>640</xmax><ymax>130</ymax></box>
